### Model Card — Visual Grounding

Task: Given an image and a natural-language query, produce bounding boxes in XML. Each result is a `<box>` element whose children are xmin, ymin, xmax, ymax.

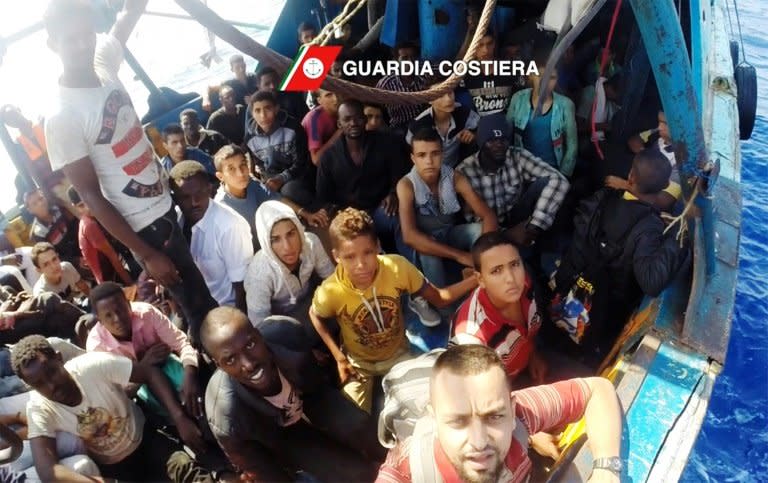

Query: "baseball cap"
<box><xmin>476</xmin><ymin>112</ymin><xmax>511</xmax><ymax>147</ymax></box>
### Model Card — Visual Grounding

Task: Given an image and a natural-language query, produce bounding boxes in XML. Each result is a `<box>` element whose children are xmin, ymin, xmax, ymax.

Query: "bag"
<box><xmin>550</xmin><ymin>191</ymin><xmax>651</xmax><ymax>344</ymax></box>
<box><xmin>377</xmin><ymin>349</ymin><xmax>444</xmax><ymax>448</ymax></box>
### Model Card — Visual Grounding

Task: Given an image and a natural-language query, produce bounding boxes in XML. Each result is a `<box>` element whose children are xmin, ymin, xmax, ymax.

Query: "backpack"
<box><xmin>378</xmin><ymin>349</ymin><xmax>444</xmax><ymax>448</ymax></box>
<box><xmin>550</xmin><ymin>190</ymin><xmax>654</xmax><ymax>343</ymax></box>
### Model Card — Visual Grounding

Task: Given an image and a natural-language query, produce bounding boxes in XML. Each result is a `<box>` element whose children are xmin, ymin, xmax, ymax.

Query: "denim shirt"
<box><xmin>506</xmin><ymin>88</ymin><xmax>578</xmax><ymax>177</ymax></box>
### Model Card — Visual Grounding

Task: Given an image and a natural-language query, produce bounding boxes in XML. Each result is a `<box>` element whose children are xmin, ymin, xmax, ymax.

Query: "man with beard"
<box><xmin>375</xmin><ymin>344</ymin><xmax>623</xmax><ymax>483</ymax></box>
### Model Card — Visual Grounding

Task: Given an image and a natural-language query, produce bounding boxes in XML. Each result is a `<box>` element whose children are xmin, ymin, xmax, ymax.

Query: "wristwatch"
<box><xmin>592</xmin><ymin>457</ymin><xmax>623</xmax><ymax>476</ymax></box>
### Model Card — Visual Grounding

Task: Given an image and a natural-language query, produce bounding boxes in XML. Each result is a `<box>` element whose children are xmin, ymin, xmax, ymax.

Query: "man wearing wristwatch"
<box><xmin>456</xmin><ymin>113</ymin><xmax>570</xmax><ymax>249</ymax></box>
<box><xmin>376</xmin><ymin>344</ymin><xmax>623</xmax><ymax>483</ymax></box>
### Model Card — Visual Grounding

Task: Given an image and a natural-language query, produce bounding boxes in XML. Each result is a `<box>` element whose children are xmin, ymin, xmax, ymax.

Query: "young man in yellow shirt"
<box><xmin>309</xmin><ymin>208</ymin><xmax>477</xmax><ymax>413</ymax></box>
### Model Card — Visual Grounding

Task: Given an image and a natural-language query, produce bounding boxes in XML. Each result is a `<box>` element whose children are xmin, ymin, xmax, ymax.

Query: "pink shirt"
<box><xmin>86</xmin><ymin>301</ymin><xmax>198</xmax><ymax>367</ymax></box>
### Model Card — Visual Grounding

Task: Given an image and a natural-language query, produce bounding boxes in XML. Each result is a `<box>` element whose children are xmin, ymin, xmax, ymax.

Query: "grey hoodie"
<box><xmin>244</xmin><ymin>201</ymin><xmax>334</xmax><ymax>325</ymax></box>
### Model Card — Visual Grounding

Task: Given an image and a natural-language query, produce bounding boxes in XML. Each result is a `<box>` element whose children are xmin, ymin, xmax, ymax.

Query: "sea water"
<box><xmin>681</xmin><ymin>0</ymin><xmax>768</xmax><ymax>481</ymax></box>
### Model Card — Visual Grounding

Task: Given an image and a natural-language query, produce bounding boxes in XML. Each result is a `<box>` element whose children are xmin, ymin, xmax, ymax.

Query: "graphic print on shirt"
<box><xmin>76</xmin><ymin>406</ymin><xmax>130</xmax><ymax>455</ymax></box>
<box><xmin>344</xmin><ymin>294</ymin><xmax>401</xmax><ymax>350</ymax></box>
<box><xmin>95</xmin><ymin>89</ymin><xmax>162</xmax><ymax>198</ymax></box>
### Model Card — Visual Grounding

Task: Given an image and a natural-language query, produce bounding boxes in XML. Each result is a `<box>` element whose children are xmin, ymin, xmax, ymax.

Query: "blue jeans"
<box><xmin>417</xmin><ymin>223</ymin><xmax>483</xmax><ymax>287</ymax></box>
<box><xmin>370</xmin><ymin>206</ymin><xmax>415</xmax><ymax>261</ymax></box>
<box><xmin>136</xmin><ymin>210</ymin><xmax>218</xmax><ymax>344</ymax></box>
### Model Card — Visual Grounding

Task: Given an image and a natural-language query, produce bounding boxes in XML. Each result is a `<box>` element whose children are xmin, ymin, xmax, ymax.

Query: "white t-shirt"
<box><xmin>183</xmin><ymin>200</ymin><xmax>253</xmax><ymax>306</ymax></box>
<box><xmin>26</xmin><ymin>352</ymin><xmax>145</xmax><ymax>465</ymax></box>
<box><xmin>45</xmin><ymin>34</ymin><xmax>171</xmax><ymax>231</ymax></box>
<box><xmin>32</xmin><ymin>261</ymin><xmax>82</xmax><ymax>299</ymax></box>
<box><xmin>262</xmin><ymin>370</ymin><xmax>303</xmax><ymax>426</ymax></box>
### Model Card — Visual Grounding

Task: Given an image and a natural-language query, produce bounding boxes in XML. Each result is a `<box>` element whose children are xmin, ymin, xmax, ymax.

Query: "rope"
<box><xmin>725</xmin><ymin>0</ymin><xmax>735</xmax><ymax>37</ymax></box>
<box><xmin>590</xmin><ymin>0</ymin><xmax>623</xmax><ymax>160</ymax></box>
<box><xmin>313</xmin><ymin>0</ymin><xmax>369</xmax><ymax>47</ymax></box>
<box><xmin>661</xmin><ymin>180</ymin><xmax>701</xmax><ymax>248</ymax></box>
<box><xmin>173</xmin><ymin>0</ymin><xmax>498</xmax><ymax>105</ymax></box>
<box><xmin>732</xmin><ymin>0</ymin><xmax>748</xmax><ymax>62</ymax></box>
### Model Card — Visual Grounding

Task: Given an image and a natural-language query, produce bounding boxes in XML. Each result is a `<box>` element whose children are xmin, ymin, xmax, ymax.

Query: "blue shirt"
<box><xmin>522</xmin><ymin>109</ymin><xmax>557</xmax><ymax>168</ymax></box>
<box><xmin>161</xmin><ymin>147</ymin><xmax>216</xmax><ymax>175</ymax></box>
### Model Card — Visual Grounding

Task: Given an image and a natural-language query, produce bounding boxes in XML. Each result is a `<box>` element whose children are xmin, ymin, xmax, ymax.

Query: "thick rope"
<box><xmin>173</xmin><ymin>0</ymin><xmax>497</xmax><ymax>105</ymax></box>
<box><xmin>313</xmin><ymin>0</ymin><xmax>369</xmax><ymax>47</ymax></box>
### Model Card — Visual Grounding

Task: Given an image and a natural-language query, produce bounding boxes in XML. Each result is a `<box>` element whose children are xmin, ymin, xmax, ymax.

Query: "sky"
<box><xmin>0</xmin><ymin>0</ymin><xmax>281</xmax><ymax>212</ymax></box>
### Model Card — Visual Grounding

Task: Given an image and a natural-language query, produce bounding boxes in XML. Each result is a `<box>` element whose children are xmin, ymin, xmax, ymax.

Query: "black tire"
<box><xmin>730</xmin><ymin>40</ymin><xmax>740</xmax><ymax>72</ymax></box>
<box><xmin>735</xmin><ymin>62</ymin><xmax>757</xmax><ymax>140</ymax></box>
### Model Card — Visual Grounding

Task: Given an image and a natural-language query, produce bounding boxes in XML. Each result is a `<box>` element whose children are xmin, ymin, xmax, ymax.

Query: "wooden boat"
<box><xmin>0</xmin><ymin>1</ymin><xmax>755</xmax><ymax>481</ymax></box>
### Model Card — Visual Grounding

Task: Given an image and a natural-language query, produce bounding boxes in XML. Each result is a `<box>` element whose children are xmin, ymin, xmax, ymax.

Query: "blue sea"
<box><xmin>680</xmin><ymin>0</ymin><xmax>768</xmax><ymax>481</ymax></box>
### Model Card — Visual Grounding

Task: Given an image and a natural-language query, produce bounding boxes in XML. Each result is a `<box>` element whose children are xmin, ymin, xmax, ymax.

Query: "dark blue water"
<box><xmin>681</xmin><ymin>1</ymin><xmax>768</xmax><ymax>481</ymax></box>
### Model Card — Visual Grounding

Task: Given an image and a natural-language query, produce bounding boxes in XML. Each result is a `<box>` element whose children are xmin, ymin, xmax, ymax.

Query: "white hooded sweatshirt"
<box><xmin>244</xmin><ymin>201</ymin><xmax>335</xmax><ymax>325</ymax></box>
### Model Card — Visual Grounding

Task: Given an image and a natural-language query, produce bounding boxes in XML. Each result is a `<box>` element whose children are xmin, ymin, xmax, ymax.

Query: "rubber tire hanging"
<box><xmin>735</xmin><ymin>62</ymin><xmax>757</xmax><ymax>140</ymax></box>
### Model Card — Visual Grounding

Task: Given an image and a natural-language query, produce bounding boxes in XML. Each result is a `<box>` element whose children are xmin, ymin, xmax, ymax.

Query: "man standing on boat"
<box><xmin>42</xmin><ymin>0</ymin><xmax>217</xmax><ymax>343</ymax></box>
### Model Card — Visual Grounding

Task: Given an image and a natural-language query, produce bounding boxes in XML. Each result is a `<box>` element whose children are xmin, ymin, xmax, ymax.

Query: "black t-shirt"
<box><xmin>196</xmin><ymin>129</ymin><xmax>230</xmax><ymax>157</ymax></box>
<box><xmin>462</xmin><ymin>72</ymin><xmax>526</xmax><ymax>116</ymax></box>
<box><xmin>316</xmin><ymin>132</ymin><xmax>409</xmax><ymax>211</ymax></box>
<box><xmin>207</xmin><ymin>105</ymin><xmax>246</xmax><ymax>145</ymax></box>
<box><xmin>223</xmin><ymin>74</ymin><xmax>259</xmax><ymax>106</ymax></box>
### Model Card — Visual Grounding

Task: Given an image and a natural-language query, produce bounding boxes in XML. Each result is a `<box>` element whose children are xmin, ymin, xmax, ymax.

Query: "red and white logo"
<box><xmin>280</xmin><ymin>45</ymin><xmax>342</xmax><ymax>92</ymax></box>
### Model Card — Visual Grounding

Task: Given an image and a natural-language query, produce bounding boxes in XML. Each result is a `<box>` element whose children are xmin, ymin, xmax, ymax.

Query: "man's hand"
<box><xmin>527</xmin><ymin>350</ymin><xmax>548</xmax><ymax>385</ymax></box>
<box><xmin>174</xmin><ymin>414</ymin><xmax>206</xmax><ymax>455</ymax></box>
<box><xmin>604</xmin><ymin>175</ymin><xmax>629</xmax><ymax>191</ymax></box>
<box><xmin>457</xmin><ymin>129</ymin><xmax>476</xmax><ymax>144</ymax></box>
<box><xmin>180</xmin><ymin>367</ymin><xmax>203</xmax><ymax>420</ymax></box>
<box><xmin>140</xmin><ymin>343</ymin><xmax>171</xmax><ymax>367</ymax></box>
<box><xmin>381</xmin><ymin>193</ymin><xmax>398</xmax><ymax>217</ymax></box>
<box><xmin>265</xmin><ymin>177</ymin><xmax>285</xmax><ymax>193</ymax></box>
<box><xmin>0</xmin><ymin>254</ymin><xmax>21</xmax><ymax>266</ymax></box>
<box><xmin>505</xmin><ymin>222</ymin><xmax>538</xmax><ymax>247</ymax></box>
<box><xmin>529</xmin><ymin>431</ymin><xmax>561</xmax><ymax>460</ymax></box>
<box><xmin>588</xmin><ymin>468</ymin><xmax>621</xmax><ymax>483</ymax></box>
<box><xmin>301</xmin><ymin>209</ymin><xmax>330</xmax><ymax>228</ymax></box>
<box><xmin>336</xmin><ymin>358</ymin><xmax>359</xmax><ymax>385</ymax></box>
<box><xmin>141</xmin><ymin>250</ymin><xmax>180</xmax><ymax>287</ymax></box>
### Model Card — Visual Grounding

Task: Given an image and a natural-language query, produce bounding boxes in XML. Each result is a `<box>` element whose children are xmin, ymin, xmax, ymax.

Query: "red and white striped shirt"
<box><xmin>375</xmin><ymin>379</ymin><xmax>592</xmax><ymax>483</ymax></box>
<box><xmin>452</xmin><ymin>278</ymin><xmax>542</xmax><ymax>378</ymax></box>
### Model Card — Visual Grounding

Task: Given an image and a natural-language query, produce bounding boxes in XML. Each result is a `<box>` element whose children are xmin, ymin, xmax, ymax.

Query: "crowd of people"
<box><xmin>0</xmin><ymin>0</ymin><xmax>694</xmax><ymax>481</ymax></box>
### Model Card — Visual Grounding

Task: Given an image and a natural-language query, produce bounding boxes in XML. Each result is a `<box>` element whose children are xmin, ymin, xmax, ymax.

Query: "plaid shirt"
<box><xmin>376</xmin><ymin>74</ymin><xmax>429</xmax><ymax>129</ymax></box>
<box><xmin>457</xmin><ymin>147</ymin><xmax>569</xmax><ymax>230</ymax></box>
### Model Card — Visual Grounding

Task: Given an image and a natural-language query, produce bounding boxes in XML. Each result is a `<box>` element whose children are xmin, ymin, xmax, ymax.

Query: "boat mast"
<box><xmin>629</xmin><ymin>0</ymin><xmax>716</xmax><ymax>276</ymax></box>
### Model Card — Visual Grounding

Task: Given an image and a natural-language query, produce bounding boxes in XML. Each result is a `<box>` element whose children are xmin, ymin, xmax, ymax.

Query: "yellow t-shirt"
<box><xmin>311</xmin><ymin>254</ymin><xmax>426</xmax><ymax>362</ymax></box>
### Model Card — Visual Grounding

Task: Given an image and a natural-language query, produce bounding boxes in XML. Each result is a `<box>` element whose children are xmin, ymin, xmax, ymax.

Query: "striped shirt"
<box><xmin>452</xmin><ymin>279</ymin><xmax>541</xmax><ymax>379</ymax></box>
<box><xmin>376</xmin><ymin>74</ymin><xmax>429</xmax><ymax>130</ymax></box>
<box><xmin>457</xmin><ymin>147</ymin><xmax>569</xmax><ymax>230</ymax></box>
<box><xmin>375</xmin><ymin>378</ymin><xmax>591</xmax><ymax>483</ymax></box>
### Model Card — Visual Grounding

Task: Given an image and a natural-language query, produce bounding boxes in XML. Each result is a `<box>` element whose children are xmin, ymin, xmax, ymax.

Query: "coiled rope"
<box><xmin>173</xmin><ymin>0</ymin><xmax>498</xmax><ymax>105</ymax></box>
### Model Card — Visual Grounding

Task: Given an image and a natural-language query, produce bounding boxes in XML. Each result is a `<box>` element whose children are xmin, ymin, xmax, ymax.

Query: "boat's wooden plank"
<box><xmin>646</xmin><ymin>362</ymin><xmax>720</xmax><ymax>482</ymax></box>
<box><xmin>556</xmin><ymin>336</ymin><xmax>661</xmax><ymax>482</ymax></box>
<box><xmin>682</xmin><ymin>183</ymin><xmax>740</xmax><ymax>363</ymax></box>
<box><xmin>624</xmin><ymin>342</ymin><xmax>708</xmax><ymax>482</ymax></box>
